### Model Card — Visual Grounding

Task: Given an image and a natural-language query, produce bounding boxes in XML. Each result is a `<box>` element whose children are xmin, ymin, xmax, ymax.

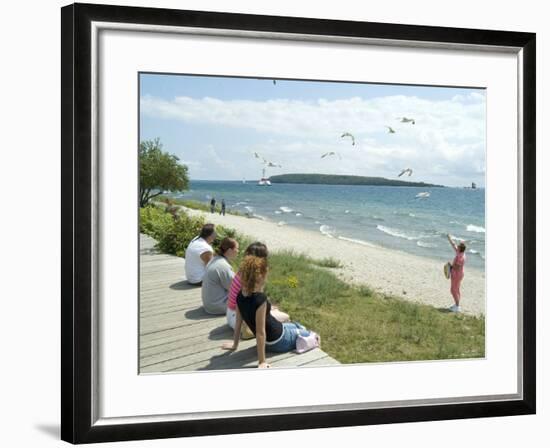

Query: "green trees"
<box><xmin>139</xmin><ymin>138</ymin><xmax>189</xmax><ymax>207</ymax></box>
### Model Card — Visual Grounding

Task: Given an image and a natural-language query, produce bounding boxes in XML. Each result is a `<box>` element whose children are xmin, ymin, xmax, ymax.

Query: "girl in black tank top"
<box><xmin>221</xmin><ymin>255</ymin><xmax>274</xmax><ymax>368</ymax></box>
<box><xmin>236</xmin><ymin>291</ymin><xmax>283</xmax><ymax>343</ymax></box>
<box><xmin>221</xmin><ymin>254</ymin><xmax>312</xmax><ymax>367</ymax></box>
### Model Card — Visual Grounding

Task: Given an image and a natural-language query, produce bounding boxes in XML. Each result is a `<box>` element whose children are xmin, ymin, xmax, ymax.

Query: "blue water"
<box><xmin>172</xmin><ymin>180</ymin><xmax>486</xmax><ymax>270</ymax></box>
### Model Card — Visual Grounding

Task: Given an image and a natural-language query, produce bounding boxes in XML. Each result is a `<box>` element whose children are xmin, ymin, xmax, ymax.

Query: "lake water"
<box><xmin>172</xmin><ymin>180</ymin><xmax>486</xmax><ymax>270</ymax></box>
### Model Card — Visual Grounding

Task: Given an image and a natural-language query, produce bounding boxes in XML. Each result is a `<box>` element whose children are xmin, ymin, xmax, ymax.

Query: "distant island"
<box><xmin>269</xmin><ymin>173</ymin><xmax>444</xmax><ymax>187</ymax></box>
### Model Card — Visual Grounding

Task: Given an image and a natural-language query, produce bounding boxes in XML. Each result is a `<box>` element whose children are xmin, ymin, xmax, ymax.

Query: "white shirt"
<box><xmin>184</xmin><ymin>237</ymin><xmax>214</xmax><ymax>284</ymax></box>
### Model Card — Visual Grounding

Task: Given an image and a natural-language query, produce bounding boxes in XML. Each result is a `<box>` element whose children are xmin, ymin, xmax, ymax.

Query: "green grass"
<box><xmin>142</xmin><ymin>205</ymin><xmax>485</xmax><ymax>364</ymax></box>
<box><xmin>264</xmin><ymin>251</ymin><xmax>485</xmax><ymax>364</ymax></box>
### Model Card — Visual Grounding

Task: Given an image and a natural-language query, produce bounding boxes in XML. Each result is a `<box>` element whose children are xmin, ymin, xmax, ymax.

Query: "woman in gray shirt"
<box><xmin>201</xmin><ymin>238</ymin><xmax>239</xmax><ymax>314</ymax></box>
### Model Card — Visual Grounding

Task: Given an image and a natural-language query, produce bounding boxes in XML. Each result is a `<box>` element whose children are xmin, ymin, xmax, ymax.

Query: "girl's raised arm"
<box><xmin>447</xmin><ymin>234</ymin><xmax>458</xmax><ymax>252</ymax></box>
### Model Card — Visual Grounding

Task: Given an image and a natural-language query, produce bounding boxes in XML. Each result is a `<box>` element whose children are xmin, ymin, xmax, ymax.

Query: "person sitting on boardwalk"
<box><xmin>222</xmin><ymin>255</ymin><xmax>311</xmax><ymax>368</ymax></box>
<box><xmin>202</xmin><ymin>237</ymin><xmax>239</xmax><ymax>314</ymax></box>
<box><xmin>184</xmin><ymin>223</ymin><xmax>216</xmax><ymax>286</ymax></box>
<box><xmin>226</xmin><ymin>242</ymin><xmax>289</xmax><ymax>330</ymax></box>
<box><xmin>446</xmin><ymin>234</ymin><xmax>466</xmax><ymax>313</ymax></box>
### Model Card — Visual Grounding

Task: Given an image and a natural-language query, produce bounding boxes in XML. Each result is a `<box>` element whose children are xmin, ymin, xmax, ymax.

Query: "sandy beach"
<box><xmin>180</xmin><ymin>206</ymin><xmax>486</xmax><ymax>316</ymax></box>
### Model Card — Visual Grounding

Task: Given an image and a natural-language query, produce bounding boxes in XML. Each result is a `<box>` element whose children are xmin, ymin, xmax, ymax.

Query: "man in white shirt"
<box><xmin>184</xmin><ymin>223</ymin><xmax>216</xmax><ymax>286</ymax></box>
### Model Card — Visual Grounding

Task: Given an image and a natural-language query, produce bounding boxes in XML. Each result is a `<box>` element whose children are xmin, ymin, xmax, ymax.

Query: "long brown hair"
<box><xmin>240</xmin><ymin>255</ymin><xmax>268</xmax><ymax>294</ymax></box>
<box><xmin>244</xmin><ymin>241</ymin><xmax>268</xmax><ymax>258</ymax></box>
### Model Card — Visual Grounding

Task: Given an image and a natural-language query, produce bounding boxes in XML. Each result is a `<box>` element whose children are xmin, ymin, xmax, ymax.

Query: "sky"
<box><xmin>139</xmin><ymin>73</ymin><xmax>486</xmax><ymax>187</ymax></box>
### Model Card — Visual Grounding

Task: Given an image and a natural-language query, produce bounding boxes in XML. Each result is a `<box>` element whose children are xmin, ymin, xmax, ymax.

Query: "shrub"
<box><xmin>159</xmin><ymin>213</ymin><xmax>206</xmax><ymax>256</ymax></box>
<box><xmin>140</xmin><ymin>205</ymin><xmax>247</xmax><ymax>258</ymax></box>
<box><xmin>140</xmin><ymin>205</ymin><xmax>173</xmax><ymax>241</ymax></box>
<box><xmin>140</xmin><ymin>205</ymin><xmax>205</xmax><ymax>257</ymax></box>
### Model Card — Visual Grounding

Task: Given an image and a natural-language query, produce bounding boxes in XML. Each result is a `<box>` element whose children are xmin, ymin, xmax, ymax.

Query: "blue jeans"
<box><xmin>266</xmin><ymin>322</ymin><xmax>310</xmax><ymax>353</ymax></box>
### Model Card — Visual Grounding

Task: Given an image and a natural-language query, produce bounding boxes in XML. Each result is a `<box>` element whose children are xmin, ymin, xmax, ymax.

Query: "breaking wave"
<box><xmin>319</xmin><ymin>225</ymin><xmax>336</xmax><ymax>238</ymax></box>
<box><xmin>377</xmin><ymin>225</ymin><xmax>421</xmax><ymax>241</ymax></box>
<box><xmin>417</xmin><ymin>241</ymin><xmax>438</xmax><ymax>248</ymax></box>
<box><xmin>466</xmin><ymin>224</ymin><xmax>485</xmax><ymax>233</ymax></box>
<box><xmin>338</xmin><ymin>236</ymin><xmax>376</xmax><ymax>247</ymax></box>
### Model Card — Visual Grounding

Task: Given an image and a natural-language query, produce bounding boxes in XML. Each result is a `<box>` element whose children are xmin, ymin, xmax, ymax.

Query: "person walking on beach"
<box><xmin>225</xmin><ymin>242</ymin><xmax>289</xmax><ymax>330</ymax></box>
<box><xmin>201</xmin><ymin>237</ymin><xmax>239</xmax><ymax>314</ymax></box>
<box><xmin>220</xmin><ymin>199</ymin><xmax>226</xmax><ymax>216</ymax></box>
<box><xmin>184</xmin><ymin>224</ymin><xmax>216</xmax><ymax>286</ymax></box>
<box><xmin>447</xmin><ymin>234</ymin><xmax>466</xmax><ymax>312</ymax></box>
<box><xmin>210</xmin><ymin>197</ymin><xmax>216</xmax><ymax>213</ymax></box>
<box><xmin>222</xmin><ymin>255</ymin><xmax>312</xmax><ymax>368</ymax></box>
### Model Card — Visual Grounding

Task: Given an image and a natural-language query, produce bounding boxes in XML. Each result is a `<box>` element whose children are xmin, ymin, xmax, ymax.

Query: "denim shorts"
<box><xmin>266</xmin><ymin>322</ymin><xmax>310</xmax><ymax>353</ymax></box>
<box><xmin>226</xmin><ymin>307</ymin><xmax>237</xmax><ymax>330</ymax></box>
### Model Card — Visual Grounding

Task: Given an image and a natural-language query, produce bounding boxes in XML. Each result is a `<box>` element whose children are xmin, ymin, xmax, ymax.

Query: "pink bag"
<box><xmin>295</xmin><ymin>331</ymin><xmax>320</xmax><ymax>354</ymax></box>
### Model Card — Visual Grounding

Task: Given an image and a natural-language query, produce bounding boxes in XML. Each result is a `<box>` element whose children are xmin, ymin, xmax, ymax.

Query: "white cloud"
<box><xmin>142</xmin><ymin>93</ymin><xmax>486</xmax><ymax>186</ymax></box>
<box><xmin>451</xmin><ymin>91</ymin><xmax>486</xmax><ymax>103</ymax></box>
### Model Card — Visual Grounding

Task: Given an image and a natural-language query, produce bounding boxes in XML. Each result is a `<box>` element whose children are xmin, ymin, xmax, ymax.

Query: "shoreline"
<box><xmin>179</xmin><ymin>205</ymin><xmax>486</xmax><ymax>316</ymax></box>
<box><xmin>176</xmin><ymin>182</ymin><xmax>487</xmax><ymax>272</ymax></box>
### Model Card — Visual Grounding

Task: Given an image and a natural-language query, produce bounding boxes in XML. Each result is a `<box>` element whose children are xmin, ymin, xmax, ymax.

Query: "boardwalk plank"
<box><xmin>140</xmin><ymin>326</ymin><xmax>232</xmax><ymax>358</ymax></box>
<box><xmin>140</xmin><ymin>295</ymin><xmax>198</xmax><ymax>307</ymax></box>
<box><xmin>172</xmin><ymin>346</ymin><xmax>298</xmax><ymax>372</ymax></box>
<box><xmin>141</xmin><ymin>288</ymin><xmax>199</xmax><ymax>299</ymax></box>
<box><xmin>140</xmin><ymin>304</ymin><xmax>202</xmax><ymax>318</ymax></box>
<box><xmin>301</xmin><ymin>356</ymin><xmax>341</xmax><ymax>367</ymax></box>
<box><xmin>271</xmin><ymin>349</ymin><xmax>326</xmax><ymax>367</ymax></box>
<box><xmin>140</xmin><ymin>324</ymin><xmax>230</xmax><ymax>352</ymax></box>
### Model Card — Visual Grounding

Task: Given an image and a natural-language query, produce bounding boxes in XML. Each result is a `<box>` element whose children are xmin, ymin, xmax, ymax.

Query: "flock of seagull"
<box><xmin>256</xmin><ymin>80</ymin><xmax>420</xmax><ymax>182</ymax></box>
<box><xmin>253</xmin><ymin>151</ymin><xmax>282</xmax><ymax>168</ymax></box>
<box><xmin>327</xmin><ymin>116</ymin><xmax>417</xmax><ymax>178</ymax></box>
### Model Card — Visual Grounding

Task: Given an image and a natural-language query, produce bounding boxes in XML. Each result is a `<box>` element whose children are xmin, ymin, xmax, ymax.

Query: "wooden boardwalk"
<box><xmin>139</xmin><ymin>234</ymin><xmax>340</xmax><ymax>372</ymax></box>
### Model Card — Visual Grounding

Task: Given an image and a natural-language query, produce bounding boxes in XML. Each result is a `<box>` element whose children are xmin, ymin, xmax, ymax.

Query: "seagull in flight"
<box><xmin>341</xmin><ymin>132</ymin><xmax>356</xmax><ymax>145</ymax></box>
<box><xmin>266</xmin><ymin>161</ymin><xmax>282</xmax><ymax>168</ymax></box>
<box><xmin>398</xmin><ymin>117</ymin><xmax>416</xmax><ymax>124</ymax></box>
<box><xmin>321</xmin><ymin>151</ymin><xmax>342</xmax><ymax>160</ymax></box>
<box><xmin>386</xmin><ymin>126</ymin><xmax>396</xmax><ymax>134</ymax></box>
<box><xmin>398</xmin><ymin>168</ymin><xmax>413</xmax><ymax>177</ymax></box>
<box><xmin>253</xmin><ymin>151</ymin><xmax>267</xmax><ymax>163</ymax></box>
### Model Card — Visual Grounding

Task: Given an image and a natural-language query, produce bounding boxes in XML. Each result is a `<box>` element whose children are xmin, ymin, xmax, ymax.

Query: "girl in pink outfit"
<box><xmin>226</xmin><ymin>242</ymin><xmax>289</xmax><ymax>329</ymax></box>
<box><xmin>446</xmin><ymin>234</ymin><xmax>466</xmax><ymax>312</ymax></box>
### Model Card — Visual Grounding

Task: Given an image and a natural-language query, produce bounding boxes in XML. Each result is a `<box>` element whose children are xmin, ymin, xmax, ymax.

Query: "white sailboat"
<box><xmin>257</xmin><ymin>167</ymin><xmax>271</xmax><ymax>186</ymax></box>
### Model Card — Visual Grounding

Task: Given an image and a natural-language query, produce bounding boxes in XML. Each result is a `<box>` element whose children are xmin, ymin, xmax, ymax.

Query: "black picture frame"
<box><xmin>61</xmin><ymin>2</ymin><xmax>536</xmax><ymax>444</ymax></box>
